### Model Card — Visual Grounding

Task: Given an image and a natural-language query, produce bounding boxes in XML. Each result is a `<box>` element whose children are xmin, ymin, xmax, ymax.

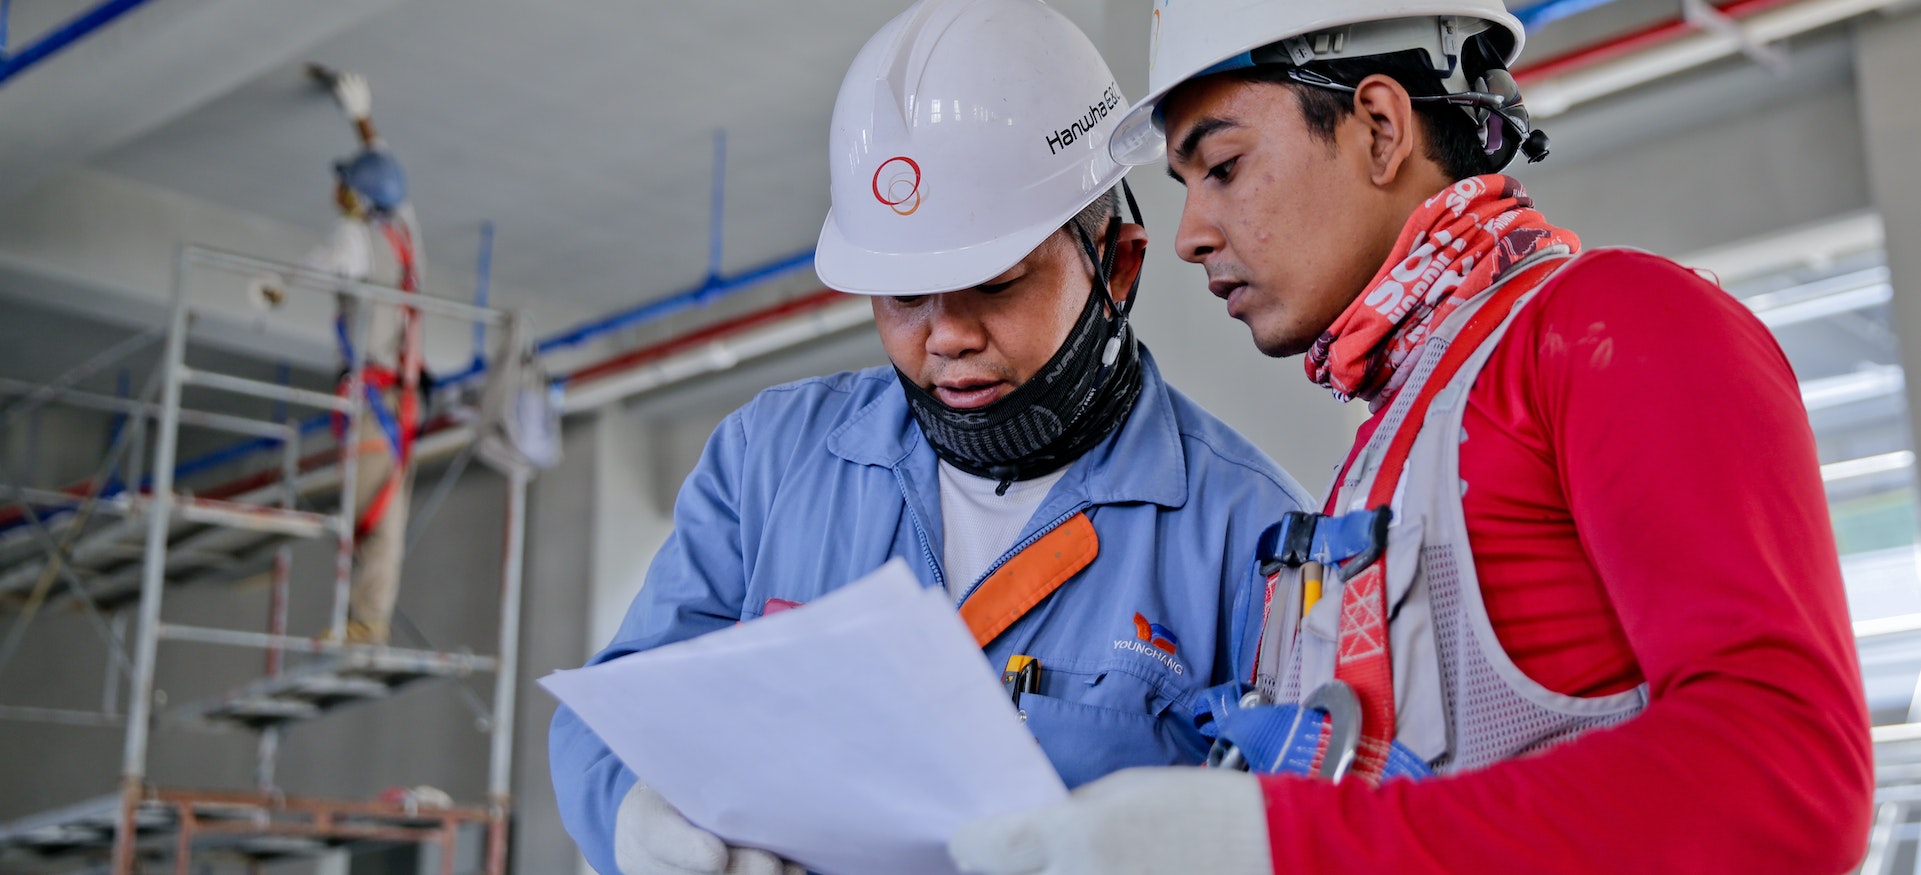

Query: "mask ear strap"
<box><xmin>1073</xmin><ymin>180</ymin><xmax>1149</xmax><ymax>317</ymax></box>
<box><xmin>1071</xmin><ymin>179</ymin><xmax>1149</xmax><ymax>369</ymax></box>
<box><xmin>1072</xmin><ymin>212</ymin><xmax>1118</xmax><ymax>312</ymax></box>
<box><xmin>1116</xmin><ymin>179</ymin><xmax>1145</xmax><ymax>322</ymax></box>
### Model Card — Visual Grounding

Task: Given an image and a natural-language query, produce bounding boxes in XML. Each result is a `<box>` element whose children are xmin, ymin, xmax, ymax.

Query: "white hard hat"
<box><xmin>816</xmin><ymin>0</ymin><xmax>1129</xmax><ymax>297</ymax></box>
<box><xmin>1110</xmin><ymin>0</ymin><xmax>1526</xmax><ymax>166</ymax></box>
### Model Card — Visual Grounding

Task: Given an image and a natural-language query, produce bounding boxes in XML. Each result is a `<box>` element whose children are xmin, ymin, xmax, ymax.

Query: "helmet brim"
<box><xmin>816</xmin><ymin>154</ymin><xmax>1130</xmax><ymax>297</ymax></box>
<box><xmin>815</xmin><ymin>207</ymin><xmax>1075</xmax><ymax>297</ymax></box>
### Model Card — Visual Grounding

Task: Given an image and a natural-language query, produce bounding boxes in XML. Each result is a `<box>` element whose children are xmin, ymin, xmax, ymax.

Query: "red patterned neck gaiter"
<box><xmin>1304</xmin><ymin>175</ymin><xmax>1580</xmax><ymax>405</ymax></box>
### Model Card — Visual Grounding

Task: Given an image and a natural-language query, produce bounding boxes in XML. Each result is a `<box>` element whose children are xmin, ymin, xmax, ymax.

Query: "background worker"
<box><xmin>304</xmin><ymin>66</ymin><xmax>426</xmax><ymax>646</ymax></box>
<box><xmin>949</xmin><ymin>1</ymin><xmax>1874</xmax><ymax>873</ymax></box>
<box><xmin>548</xmin><ymin>1</ymin><xmax>1311</xmax><ymax>873</ymax></box>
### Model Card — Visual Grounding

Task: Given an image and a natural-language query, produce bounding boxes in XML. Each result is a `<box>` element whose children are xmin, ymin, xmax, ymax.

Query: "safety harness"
<box><xmin>1202</xmin><ymin>249</ymin><xmax>1644</xmax><ymax>784</ymax></box>
<box><xmin>332</xmin><ymin>216</ymin><xmax>424</xmax><ymax>540</ymax></box>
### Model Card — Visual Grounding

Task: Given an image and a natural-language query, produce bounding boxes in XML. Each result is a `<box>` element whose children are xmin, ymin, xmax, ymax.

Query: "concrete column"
<box><xmin>589</xmin><ymin>407</ymin><xmax>676</xmax><ymax>656</ymax></box>
<box><xmin>517</xmin><ymin>420</ymin><xmax>599</xmax><ymax>875</ymax></box>
<box><xmin>1858</xmin><ymin>9</ymin><xmax>1921</xmax><ymax>447</ymax></box>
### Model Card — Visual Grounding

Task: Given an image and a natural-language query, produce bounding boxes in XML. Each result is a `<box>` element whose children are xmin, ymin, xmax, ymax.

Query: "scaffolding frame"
<box><xmin>0</xmin><ymin>245</ymin><xmax>529</xmax><ymax>875</ymax></box>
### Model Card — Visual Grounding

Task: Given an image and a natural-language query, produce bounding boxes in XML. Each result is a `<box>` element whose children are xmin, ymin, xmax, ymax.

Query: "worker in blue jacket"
<box><xmin>548</xmin><ymin>1</ymin><xmax>1311</xmax><ymax>873</ymax></box>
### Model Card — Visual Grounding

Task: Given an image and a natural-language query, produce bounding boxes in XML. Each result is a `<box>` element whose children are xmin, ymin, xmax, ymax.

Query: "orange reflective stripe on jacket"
<box><xmin>958</xmin><ymin>512</ymin><xmax>1099</xmax><ymax>647</ymax></box>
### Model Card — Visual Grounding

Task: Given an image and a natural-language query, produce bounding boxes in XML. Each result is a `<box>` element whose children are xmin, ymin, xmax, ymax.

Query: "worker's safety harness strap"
<box><xmin>1207</xmin><ymin>255</ymin><xmax>1567</xmax><ymax>785</ymax></box>
<box><xmin>332</xmin><ymin>217</ymin><xmax>424</xmax><ymax>541</ymax></box>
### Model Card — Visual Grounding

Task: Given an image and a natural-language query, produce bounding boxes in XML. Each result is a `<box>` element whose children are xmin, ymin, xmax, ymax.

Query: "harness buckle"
<box><xmin>1256</xmin><ymin>507</ymin><xmax>1393</xmax><ymax>576</ymax></box>
<box><xmin>1201</xmin><ymin>680</ymin><xmax>1370</xmax><ymax>783</ymax></box>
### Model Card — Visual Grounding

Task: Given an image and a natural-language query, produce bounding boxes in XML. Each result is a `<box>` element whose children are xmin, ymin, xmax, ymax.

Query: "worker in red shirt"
<box><xmin>947</xmin><ymin>1</ymin><xmax>1874</xmax><ymax>873</ymax></box>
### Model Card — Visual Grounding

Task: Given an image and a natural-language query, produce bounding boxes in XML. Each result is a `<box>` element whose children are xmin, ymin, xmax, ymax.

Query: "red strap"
<box><xmin>330</xmin><ymin>220</ymin><xmax>425</xmax><ymax>544</ymax></box>
<box><xmin>1326</xmin><ymin>257</ymin><xmax>1566</xmax><ymax>782</ymax></box>
<box><xmin>330</xmin><ymin>365</ymin><xmax>400</xmax><ymax>442</ymax></box>
<box><xmin>378</xmin><ymin>219</ymin><xmax>423</xmax><ymax>468</ymax></box>
<box><xmin>355</xmin><ymin>472</ymin><xmax>399</xmax><ymax>541</ymax></box>
<box><xmin>1356</xmin><ymin>258</ymin><xmax>1567</xmax><ymax>510</ymax></box>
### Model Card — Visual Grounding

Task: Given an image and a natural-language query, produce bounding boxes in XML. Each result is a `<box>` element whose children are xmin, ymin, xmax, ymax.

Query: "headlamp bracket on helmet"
<box><xmin>1280</xmin><ymin>65</ymin><xmax>1548</xmax><ymax>165</ymax></box>
<box><xmin>1259</xmin><ymin>17</ymin><xmax>1475</xmax><ymax>82</ymax></box>
<box><xmin>1241</xmin><ymin>21</ymin><xmax>1549</xmax><ymax>168</ymax></box>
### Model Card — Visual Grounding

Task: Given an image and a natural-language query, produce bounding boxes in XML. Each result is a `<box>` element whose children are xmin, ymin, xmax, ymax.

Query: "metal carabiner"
<box><xmin>1205</xmin><ymin>683</ymin><xmax>1362</xmax><ymax>781</ymax></box>
<box><xmin>1302</xmin><ymin>681</ymin><xmax>1362</xmax><ymax>783</ymax></box>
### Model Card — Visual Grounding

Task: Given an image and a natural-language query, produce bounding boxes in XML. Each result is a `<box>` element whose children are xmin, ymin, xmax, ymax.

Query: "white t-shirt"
<box><xmin>937</xmin><ymin>460</ymin><xmax>1070</xmax><ymax>602</ymax></box>
<box><xmin>301</xmin><ymin>216</ymin><xmax>374</xmax><ymax>282</ymax></box>
<box><xmin>302</xmin><ymin>216</ymin><xmax>402</xmax><ymax>364</ymax></box>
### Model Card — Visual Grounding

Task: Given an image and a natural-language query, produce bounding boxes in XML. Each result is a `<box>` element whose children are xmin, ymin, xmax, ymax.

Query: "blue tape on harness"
<box><xmin>1257</xmin><ymin>508</ymin><xmax>1390</xmax><ymax>572</ymax></box>
<box><xmin>1200</xmin><ymin>686</ymin><xmax>1433</xmax><ymax>782</ymax></box>
<box><xmin>335</xmin><ymin>314</ymin><xmax>406</xmax><ymax>460</ymax></box>
<box><xmin>362</xmin><ymin>382</ymin><xmax>405</xmax><ymax>459</ymax></box>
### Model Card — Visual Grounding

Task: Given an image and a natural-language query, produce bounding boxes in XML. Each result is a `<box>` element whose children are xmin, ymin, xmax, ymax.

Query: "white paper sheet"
<box><xmin>540</xmin><ymin>558</ymin><xmax>1067</xmax><ymax>875</ymax></box>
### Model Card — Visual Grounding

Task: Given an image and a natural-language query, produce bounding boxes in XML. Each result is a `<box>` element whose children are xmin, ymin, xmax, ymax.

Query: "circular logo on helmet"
<box><xmin>871</xmin><ymin>156</ymin><xmax>923</xmax><ymax>217</ymax></box>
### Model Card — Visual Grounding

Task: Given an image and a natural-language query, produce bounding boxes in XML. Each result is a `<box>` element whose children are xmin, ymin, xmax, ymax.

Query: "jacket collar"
<box><xmin>826</xmin><ymin>349</ymin><xmax>1189</xmax><ymax>511</ymax></box>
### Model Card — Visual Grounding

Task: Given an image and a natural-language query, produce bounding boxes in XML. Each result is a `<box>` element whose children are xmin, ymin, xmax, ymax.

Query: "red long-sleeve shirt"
<box><xmin>1262</xmin><ymin>250</ymin><xmax>1873</xmax><ymax>872</ymax></box>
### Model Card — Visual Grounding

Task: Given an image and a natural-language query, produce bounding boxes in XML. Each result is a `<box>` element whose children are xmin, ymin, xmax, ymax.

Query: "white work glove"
<box><xmin>949</xmin><ymin>768</ymin><xmax>1271</xmax><ymax>875</ymax></box>
<box><xmin>331</xmin><ymin>71</ymin><xmax>372</xmax><ymax>121</ymax></box>
<box><xmin>616</xmin><ymin>782</ymin><xmax>804</xmax><ymax>875</ymax></box>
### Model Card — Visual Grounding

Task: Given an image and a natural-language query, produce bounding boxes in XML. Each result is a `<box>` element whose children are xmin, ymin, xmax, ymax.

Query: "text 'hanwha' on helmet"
<box><xmin>1109</xmin><ymin>0</ymin><xmax>1531</xmax><ymax>168</ymax></box>
<box><xmin>816</xmin><ymin>0</ymin><xmax>1130</xmax><ymax>297</ymax></box>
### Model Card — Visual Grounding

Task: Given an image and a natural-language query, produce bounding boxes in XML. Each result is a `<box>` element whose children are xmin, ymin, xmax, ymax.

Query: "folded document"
<box><xmin>540</xmin><ymin>558</ymin><xmax>1067</xmax><ymax>875</ymax></box>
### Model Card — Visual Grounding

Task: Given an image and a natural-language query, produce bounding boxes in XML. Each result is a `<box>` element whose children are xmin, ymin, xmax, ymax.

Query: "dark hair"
<box><xmin>1232</xmin><ymin>49</ymin><xmax>1496</xmax><ymax>180</ymax></box>
<box><xmin>1067</xmin><ymin>186</ymin><xmax>1122</xmax><ymax>246</ymax></box>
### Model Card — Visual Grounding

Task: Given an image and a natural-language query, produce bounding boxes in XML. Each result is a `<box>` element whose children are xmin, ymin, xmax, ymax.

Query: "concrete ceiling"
<box><xmin>0</xmin><ymin>0</ymin><xmax>1776</xmax><ymax>346</ymax></box>
<box><xmin>88</xmin><ymin>0</ymin><xmax>915</xmax><ymax>318</ymax></box>
<box><xmin>67</xmin><ymin>0</ymin><xmax>1691</xmax><ymax>323</ymax></box>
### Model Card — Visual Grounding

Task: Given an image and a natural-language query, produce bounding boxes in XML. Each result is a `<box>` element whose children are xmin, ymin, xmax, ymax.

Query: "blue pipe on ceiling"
<box><xmin>0</xmin><ymin>0</ymin><xmax>160</xmax><ymax>86</ymax></box>
<box><xmin>1512</xmin><ymin>0</ymin><xmax>1626</xmax><ymax>32</ymax></box>
<box><xmin>437</xmin><ymin>246</ymin><xmax>818</xmax><ymax>387</ymax></box>
<box><xmin>538</xmin><ymin>248</ymin><xmax>818</xmax><ymax>356</ymax></box>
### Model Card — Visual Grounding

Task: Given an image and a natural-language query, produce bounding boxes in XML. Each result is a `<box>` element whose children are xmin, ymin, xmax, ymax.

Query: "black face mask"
<box><xmin>898</xmin><ymin>182</ymin><xmax>1146</xmax><ymax>494</ymax></box>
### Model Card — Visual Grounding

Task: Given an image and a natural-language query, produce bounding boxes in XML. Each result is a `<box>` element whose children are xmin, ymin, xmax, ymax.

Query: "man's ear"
<box><xmin>1107</xmin><ymin>224</ymin><xmax>1150</xmax><ymax>306</ymax></box>
<box><xmin>1350</xmin><ymin>74</ymin><xmax>1420</xmax><ymax>188</ymax></box>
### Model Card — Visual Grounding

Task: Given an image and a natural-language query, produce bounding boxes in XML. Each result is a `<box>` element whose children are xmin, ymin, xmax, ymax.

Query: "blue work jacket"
<box><xmin>550</xmin><ymin>351</ymin><xmax>1310</xmax><ymax>874</ymax></box>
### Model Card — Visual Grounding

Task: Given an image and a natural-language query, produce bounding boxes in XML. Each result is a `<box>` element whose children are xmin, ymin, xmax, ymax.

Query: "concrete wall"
<box><xmin>514</xmin><ymin>422</ymin><xmax>600</xmax><ymax>875</ymax></box>
<box><xmin>1860</xmin><ymin>8</ymin><xmax>1921</xmax><ymax>460</ymax></box>
<box><xmin>1516</xmin><ymin>44</ymin><xmax>1873</xmax><ymax>255</ymax></box>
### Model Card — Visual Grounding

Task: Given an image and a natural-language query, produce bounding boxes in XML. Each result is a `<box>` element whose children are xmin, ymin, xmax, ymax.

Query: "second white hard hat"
<box><xmin>816</xmin><ymin>0</ymin><xmax>1129</xmax><ymax>297</ymax></box>
<box><xmin>1110</xmin><ymin>0</ymin><xmax>1526</xmax><ymax>166</ymax></box>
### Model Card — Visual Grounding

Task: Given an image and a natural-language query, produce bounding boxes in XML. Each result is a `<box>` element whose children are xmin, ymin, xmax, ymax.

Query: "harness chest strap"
<box><xmin>958</xmin><ymin>512</ymin><xmax>1099</xmax><ymax>647</ymax></box>
<box><xmin>1323</xmin><ymin>256</ymin><xmax>1569</xmax><ymax>782</ymax></box>
<box><xmin>333</xmin><ymin>219</ymin><xmax>425</xmax><ymax>542</ymax></box>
